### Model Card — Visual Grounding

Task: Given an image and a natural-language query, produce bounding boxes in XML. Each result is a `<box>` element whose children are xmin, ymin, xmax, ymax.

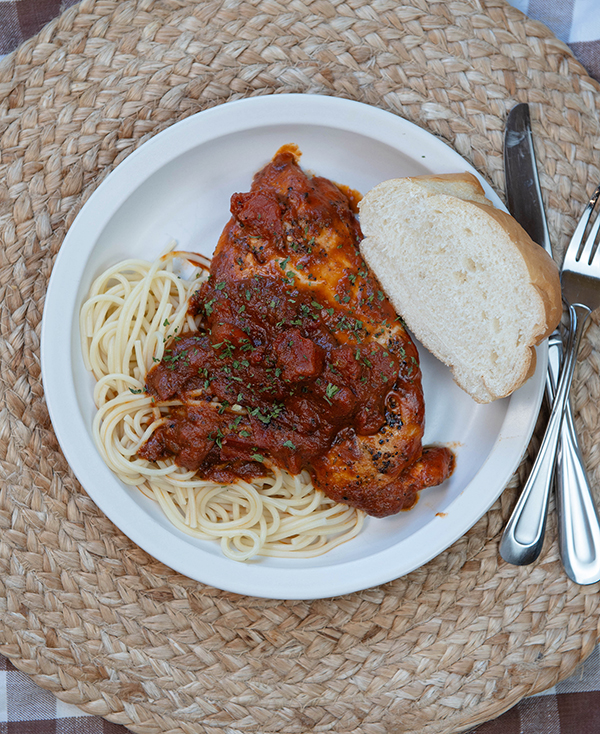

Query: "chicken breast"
<box><xmin>141</xmin><ymin>145</ymin><xmax>454</xmax><ymax>516</ymax></box>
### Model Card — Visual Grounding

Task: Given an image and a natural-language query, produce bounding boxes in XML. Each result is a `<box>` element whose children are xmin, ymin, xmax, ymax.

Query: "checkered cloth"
<box><xmin>0</xmin><ymin>0</ymin><xmax>598</xmax><ymax>81</ymax></box>
<box><xmin>0</xmin><ymin>652</ymin><xmax>599</xmax><ymax>734</ymax></box>
<box><xmin>1</xmin><ymin>1</ymin><xmax>600</xmax><ymax>733</ymax></box>
<box><xmin>509</xmin><ymin>0</ymin><xmax>600</xmax><ymax>81</ymax></box>
<box><xmin>0</xmin><ymin>655</ymin><xmax>124</xmax><ymax>733</ymax></box>
<box><xmin>3</xmin><ymin>649</ymin><xmax>600</xmax><ymax>734</ymax></box>
<box><xmin>0</xmin><ymin>0</ymin><xmax>80</xmax><ymax>57</ymax></box>
<box><xmin>470</xmin><ymin>646</ymin><xmax>600</xmax><ymax>733</ymax></box>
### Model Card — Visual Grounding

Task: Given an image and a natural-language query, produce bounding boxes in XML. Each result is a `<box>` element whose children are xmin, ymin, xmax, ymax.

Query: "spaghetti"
<box><xmin>80</xmin><ymin>246</ymin><xmax>365</xmax><ymax>561</ymax></box>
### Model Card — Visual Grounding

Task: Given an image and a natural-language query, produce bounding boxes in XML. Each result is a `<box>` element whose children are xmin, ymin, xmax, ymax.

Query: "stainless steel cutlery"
<box><xmin>500</xmin><ymin>103</ymin><xmax>600</xmax><ymax>583</ymax></box>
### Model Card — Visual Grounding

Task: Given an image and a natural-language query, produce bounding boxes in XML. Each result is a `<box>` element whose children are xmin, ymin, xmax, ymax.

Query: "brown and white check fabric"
<box><xmin>470</xmin><ymin>645</ymin><xmax>600</xmax><ymax>733</ymax></box>
<box><xmin>1</xmin><ymin>0</ymin><xmax>599</xmax><ymax>81</ymax></box>
<box><xmin>2</xmin><ymin>0</ymin><xmax>599</xmax><ymax>81</ymax></box>
<box><xmin>2</xmin><ymin>648</ymin><xmax>600</xmax><ymax>734</ymax></box>
<box><xmin>1</xmin><ymin>1</ymin><xmax>600</xmax><ymax>733</ymax></box>
<box><xmin>0</xmin><ymin>655</ymin><xmax>124</xmax><ymax>733</ymax></box>
<box><xmin>0</xmin><ymin>0</ymin><xmax>80</xmax><ymax>58</ymax></box>
<box><xmin>508</xmin><ymin>0</ymin><xmax>600</xmax><ymax>81</ymax></box>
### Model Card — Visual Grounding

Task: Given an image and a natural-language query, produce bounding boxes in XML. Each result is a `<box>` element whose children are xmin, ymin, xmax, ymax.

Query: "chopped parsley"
<box><xmin>324</xmin><ymin>383</ymin><xmax>341</xmax><ymax>404</ymax></box>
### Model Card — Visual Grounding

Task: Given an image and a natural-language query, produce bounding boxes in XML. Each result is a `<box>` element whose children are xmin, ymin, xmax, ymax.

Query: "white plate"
<box><xmin>41</xmin><ymin>94</ymin><xmax>544</xmax><ymax>600</ymax></box>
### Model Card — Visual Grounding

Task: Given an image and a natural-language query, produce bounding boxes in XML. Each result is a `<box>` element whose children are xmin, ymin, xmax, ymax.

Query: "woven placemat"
<box><xmin>1</xmin><ymin>0</ymin><xmax>600</xmax><ymax>732</ymax></box>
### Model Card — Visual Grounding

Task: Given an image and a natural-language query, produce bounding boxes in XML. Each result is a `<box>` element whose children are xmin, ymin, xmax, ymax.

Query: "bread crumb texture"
<box><xmin>358</xmin><ymin>174</ymin><xmax>562</xmax><ymax>403</ymax></box>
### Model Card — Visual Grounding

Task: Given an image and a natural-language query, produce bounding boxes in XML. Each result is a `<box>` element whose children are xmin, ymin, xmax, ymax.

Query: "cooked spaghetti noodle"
<box><xmin>80</xmin><ymin>245</ymin><xmax>365</xmax><ymax>561</ymax></box>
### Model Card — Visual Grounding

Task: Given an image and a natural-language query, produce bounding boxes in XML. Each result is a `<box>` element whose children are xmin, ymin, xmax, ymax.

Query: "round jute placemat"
<box><xmin>1</xmin><ymin>1</ymin><xmax>600</xmax><ymax>732</ymax></box>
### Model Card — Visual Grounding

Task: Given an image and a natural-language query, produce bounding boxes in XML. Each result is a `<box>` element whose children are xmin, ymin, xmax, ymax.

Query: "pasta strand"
<box><xmin>81</xmin><ymin>245</ymin><xmax>365</xmax><ymax>560</ymax></box>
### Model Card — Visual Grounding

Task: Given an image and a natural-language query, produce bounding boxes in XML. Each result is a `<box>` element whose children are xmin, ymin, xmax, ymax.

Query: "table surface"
<box><xmin>1</xmin><ymin>1</ymin><xmax>599</xmax><ymax>733</ymax></box>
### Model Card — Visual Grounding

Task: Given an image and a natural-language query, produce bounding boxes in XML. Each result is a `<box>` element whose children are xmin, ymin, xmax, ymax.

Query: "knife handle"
<box><xmin>550</xmin><ymin>334</ymin><xmax>600</xmax><ymax>584</ymax></box>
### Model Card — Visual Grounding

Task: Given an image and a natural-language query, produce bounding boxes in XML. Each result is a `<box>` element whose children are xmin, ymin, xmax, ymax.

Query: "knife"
<box><xmin>504</xmin><ymin>105</ymin><xmax>553</xmax><ymax>258</ymax></box>
<box><xmin>500</xmin><ymin>103</ymin><xmax>600</xmax><ymax>583</ymax></box>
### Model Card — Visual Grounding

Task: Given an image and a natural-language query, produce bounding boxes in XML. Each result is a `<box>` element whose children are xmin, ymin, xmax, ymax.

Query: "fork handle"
<box><xmin>500</xmin><ymin>303</ymin><xmax>590</xmax><ymax>565</ymax></box>
<box><xmin>554</xmin><ymin>345</ymin><xmax>600</xmax><ymax>584</ymax></box>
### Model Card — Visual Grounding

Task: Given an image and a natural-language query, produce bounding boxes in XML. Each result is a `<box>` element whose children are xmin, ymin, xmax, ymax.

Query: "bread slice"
<box><xmin>358</xmin><ymin>173</ymin><xmax>562</xmax><ymax>403</ymax></box>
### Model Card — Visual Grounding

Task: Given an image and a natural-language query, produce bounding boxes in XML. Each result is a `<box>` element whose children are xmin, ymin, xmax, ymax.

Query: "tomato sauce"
<box><xmin>139</xmin><ymin>147</ymin><xmax>454</xmax><ymax>516</ymax></box>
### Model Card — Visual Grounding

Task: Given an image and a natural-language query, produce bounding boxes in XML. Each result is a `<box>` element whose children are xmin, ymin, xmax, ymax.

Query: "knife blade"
<box><xmin>500</xmin><ymin>103</ymin><xmax>600</xmax><ymax>583</ymax></box>
<box><xmin>503</xmin><ymin>104</ymin><xmax>552</xmax><ymax>257</ymax></box>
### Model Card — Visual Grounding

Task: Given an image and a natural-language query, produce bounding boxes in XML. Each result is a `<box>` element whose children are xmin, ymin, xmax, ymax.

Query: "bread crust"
<box><xmin>358</xmin><ymin>173</ymin><xmax>562</xmax><ymax>403</ymax></box>
<box><xmin>467</xmin><ymin>199</ymin><xmax>563</xmax><ymax>342</ymax></box>
<box><xmin>412</xmin><ymin>172</ymin><xmax>490</xmax><ymax>205</ymax></box>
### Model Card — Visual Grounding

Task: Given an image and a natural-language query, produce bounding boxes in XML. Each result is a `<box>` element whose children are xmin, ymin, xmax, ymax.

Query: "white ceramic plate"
<box><xmin>41</xmin><ymin>94</ymin><xmax>544</xmax><ymax>600</ymax></box>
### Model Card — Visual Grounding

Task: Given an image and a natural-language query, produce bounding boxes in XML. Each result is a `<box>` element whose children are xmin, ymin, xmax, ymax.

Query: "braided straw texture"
<box><xmin>1</xmin><ymin>0</ymin><xmax>600</xmax><ymax>732</ymax></box>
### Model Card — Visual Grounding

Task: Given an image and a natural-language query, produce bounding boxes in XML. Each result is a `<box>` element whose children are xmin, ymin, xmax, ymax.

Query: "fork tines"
<box><xmin>566</xmin><ymin>184</ymin><xmax>600</xmax><ymax>267</ymax></box>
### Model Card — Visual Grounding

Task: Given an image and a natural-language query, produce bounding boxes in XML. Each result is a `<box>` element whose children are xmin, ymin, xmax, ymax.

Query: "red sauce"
<box><xmin>139</xmin><ymin>147</ymin><xmax>454</xmax><ymax>517</ymax></box>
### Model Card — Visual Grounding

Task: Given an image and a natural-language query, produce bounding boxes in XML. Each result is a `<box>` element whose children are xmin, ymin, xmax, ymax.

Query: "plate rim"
<box><xmin>41</xmin><ymin>93</ymin><xmax>545</xmax><ymax>599</ymax></box>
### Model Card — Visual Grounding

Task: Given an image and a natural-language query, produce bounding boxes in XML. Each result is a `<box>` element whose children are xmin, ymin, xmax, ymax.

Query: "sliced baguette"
<box><xmin>358</xmin><ymin>172</ymin><xmax>562</xmax><ymax>403</ymax></box>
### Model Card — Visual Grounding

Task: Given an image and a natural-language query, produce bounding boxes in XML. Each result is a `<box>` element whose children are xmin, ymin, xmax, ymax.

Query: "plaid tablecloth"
<box><xmin>0</xmin><ymin>656</ymin><xmax>123</xmax><ymax>734</ymax></box>
<box><xmin>1</xmin><ymin>0</ymin><xmax>599</xmax><ymax>81</ymax></box>
<box><xmin>1</xmin><ymin>644</ymin><xmax>599</xmax><ymax>734</ymax></box>
<box><xmin>510</xmin><ymin>0</ymin><xmax>600</xmax><ymax>81</ymax></box>
<box><xmin>1</xmin><ymin>1</ymin><xmax>600</xmax><ymax>733</ymax></box>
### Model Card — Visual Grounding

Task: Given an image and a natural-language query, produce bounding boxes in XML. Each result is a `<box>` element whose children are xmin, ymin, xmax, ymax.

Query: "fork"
<box><xmin>500</xmin><ymin>184</ymin><xmax>600</xmax><ymax>568</ymax></box>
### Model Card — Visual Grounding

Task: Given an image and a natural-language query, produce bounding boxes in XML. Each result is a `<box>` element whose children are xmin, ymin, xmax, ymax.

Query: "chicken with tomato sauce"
<box><xmin>139</xmin><ymin>146</ymin><xmax>454</xmax><ymax>517</ymax></box>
